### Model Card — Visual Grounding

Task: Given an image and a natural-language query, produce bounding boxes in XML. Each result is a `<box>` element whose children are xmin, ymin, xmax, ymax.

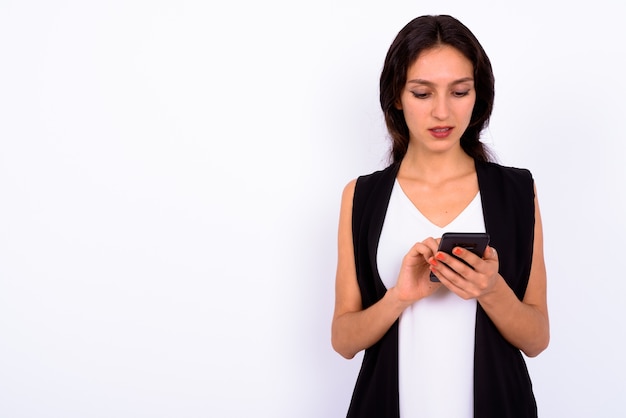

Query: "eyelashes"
<box><xmin>452</xmin><ymin>90</ymin><xmax>471</xmax><ymax>98</ymax></box>
<box><xmin>410</xmin><ymin>90</ymin><xmax>471</xmax><ymax>99</ymax></box>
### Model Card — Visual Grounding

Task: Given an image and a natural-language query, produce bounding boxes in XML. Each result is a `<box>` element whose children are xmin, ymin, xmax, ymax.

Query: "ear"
<box><xmin>394</xmin><ymin>99</ymin><xmax>403</xmax><ymax>110</ymax></box>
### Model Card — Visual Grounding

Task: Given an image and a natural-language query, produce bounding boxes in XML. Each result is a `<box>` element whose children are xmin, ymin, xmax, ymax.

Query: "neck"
<box><xmin>398</xmin><ymin>147</ymin><xmax>475</xmax><ymax>183</ymax></box>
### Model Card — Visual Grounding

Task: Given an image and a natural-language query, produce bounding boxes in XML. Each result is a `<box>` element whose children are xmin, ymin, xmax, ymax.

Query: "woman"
<box><xmin>331</xmin><ymin>15</ymin><xmax>549</xmax><ymax>418</ymax></box>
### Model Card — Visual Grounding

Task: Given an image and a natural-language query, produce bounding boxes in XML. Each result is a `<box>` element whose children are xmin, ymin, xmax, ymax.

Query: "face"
<box><xmin>396</xmin><ymin>45</ymin><xmax>476</xmax><ymax>154</ymax></box>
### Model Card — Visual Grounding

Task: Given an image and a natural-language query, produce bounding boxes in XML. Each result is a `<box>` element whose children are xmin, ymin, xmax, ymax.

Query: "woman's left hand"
<box><xmin>428</xmin><ymin>246</ymin><xmax>500</xmax><ymax>300</ymax></box>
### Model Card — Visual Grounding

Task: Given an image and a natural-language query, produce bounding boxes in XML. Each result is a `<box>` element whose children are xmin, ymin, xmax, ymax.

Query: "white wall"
<box><xmin>1</xmin><ymin>1</ymin><xmax>624</xmax><ymax>417</ymax></box>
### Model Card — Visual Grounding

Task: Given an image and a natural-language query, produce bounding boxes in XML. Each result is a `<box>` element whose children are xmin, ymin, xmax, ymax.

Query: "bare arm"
<box><xmin>331</xmin><ymin>180</ymin><xmax>441</xmax><ymax>359</ymax></box>
<box><xmin>429</xmin><ymin>184</ymin><xmax>549</xmax><ymax>357</ymax></box>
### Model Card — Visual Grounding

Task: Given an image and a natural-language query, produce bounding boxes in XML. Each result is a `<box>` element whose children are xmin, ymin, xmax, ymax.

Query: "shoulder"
<box><xmin>354</xmin><ymin>163</ymin><xmax>400</xmax><ymax>199</ymax></box>
<box><xmin>476</xmin><ymin>160</ymin><xmax>535</xmax><ymax>202</ymax></box>
<box><xmin>339</xmin><ymin>163</ymin><xmax>395</xmax><ymax>214</ymax></box>
<box><xmin>355</xmin><ymin>165</ymin><xmax>392</xmax><ymax>184</ymax></box>
<box><xmin>476</xmin><ymin>160</ymin><xmax>533</xmax><ymax>181</ymax></box>
<box><xmin>476</xmin><ymin>160</ymin><xmax>534</xmax><ymax>194</ymax></box>
<box><xmin>341</xmin><ymin>178</ymin><xmax>357</xmax><ymax>206</ymax></box>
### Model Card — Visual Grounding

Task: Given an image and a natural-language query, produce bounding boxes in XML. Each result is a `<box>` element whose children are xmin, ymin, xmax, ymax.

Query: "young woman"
<box><xmin>331</xmin><ymin>15</ymin><xmax>549</xmax><ymax>418</ymax></box>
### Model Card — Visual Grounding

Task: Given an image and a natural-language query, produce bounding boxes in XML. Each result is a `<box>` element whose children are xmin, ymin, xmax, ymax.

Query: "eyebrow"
<box><xmin>407</xmin><ymin>77</ymin><xmax>474</xmax><ymax>86</ymax></box>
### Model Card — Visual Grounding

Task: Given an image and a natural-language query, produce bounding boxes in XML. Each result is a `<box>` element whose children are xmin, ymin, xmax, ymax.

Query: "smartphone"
<box><xmin>430</xmin><ymin>232</ymin><xmax>490</xmax><ymax>282</ymax></box>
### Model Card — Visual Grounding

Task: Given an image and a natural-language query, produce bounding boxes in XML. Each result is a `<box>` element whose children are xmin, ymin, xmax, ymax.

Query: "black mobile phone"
<box><xmin>430</xmin><ymin>232</ymin><xmax>490</xmax><ymax>282</ymax></box>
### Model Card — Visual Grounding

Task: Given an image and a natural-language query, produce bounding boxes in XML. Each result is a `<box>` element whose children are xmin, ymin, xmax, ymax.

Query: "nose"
<box><xmin>431</xmin><ymin>96</ymin><xmax>450</xmax><ymax>120</ymax></box>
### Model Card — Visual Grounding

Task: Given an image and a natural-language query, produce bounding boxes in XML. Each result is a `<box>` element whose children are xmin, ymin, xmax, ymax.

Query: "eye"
<box><xmin>452</xmin><ymin>90</ymin><xmax>471</xmax><ymax>98</ymax></box>
<box><xmin>411</xmin><ymin>91</ymin><xmax>430</xmax><ymax>99</ymax></box>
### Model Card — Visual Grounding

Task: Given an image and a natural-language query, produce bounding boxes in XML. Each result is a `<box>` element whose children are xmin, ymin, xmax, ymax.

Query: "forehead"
<box><xmin>407</xmin><ymin>45</ymin><xmax>474</xmax><ymax>81</ymax></box>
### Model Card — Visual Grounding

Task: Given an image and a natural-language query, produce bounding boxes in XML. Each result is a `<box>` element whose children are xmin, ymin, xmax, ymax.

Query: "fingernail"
<box><xmin>429</xmin><ymin>257</ymin><xmax>438</xmax><ymax>266</ymax></box>
<box><xmin>452</xmin><ymin>247</ymin><xmax>462</xmax><ymax>256</ymax></box>
<box><xmin>435</xmin><ymin>252</ymin><xmax>445</xmax><ymax>261</ymax></box>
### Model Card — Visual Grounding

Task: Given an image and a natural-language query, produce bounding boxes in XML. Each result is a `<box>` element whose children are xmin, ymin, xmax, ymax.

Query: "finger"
<box><xmin>450</xmin><ymin>246</ymin><xmax>484</xmax><ymax>267</ymax></box>
<box><xmin>431</xmin><ymin>252</ymin><xmax>464</xmax><ymax>278</ymax></box>
<box><xmin>435</xmin><ymin>249</ymin><xmax>481</xmax><ymax>280</ymax></box>
<box><xmin>404</xmin><ymin>241</ymin><xmax>434</xmax><ymax>265</ymax></box>
<box><xmin>421</xmin><ymin>236</ymin><xmax>439</xmax><ymax>257</ymax></box>
<box><xmin>409</xmin><ymin>241</ymin><xmax>432</xmax><ymax>256</ymax></box>
<box><xmin>430</xmin><ymin>259</ymin><xmax>473</xmax><ymax>297</ymax></box>
<box><xmin>485</xmin><ymin>246</ymin><xmax>498</xmax><ymax>261</ymax></box>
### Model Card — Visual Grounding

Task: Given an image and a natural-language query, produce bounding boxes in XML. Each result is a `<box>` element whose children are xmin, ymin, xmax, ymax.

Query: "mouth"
<box><xmin>429</xmin><ymin>127</ymin><xmax>453</xmax><ymax>138</ymax></box>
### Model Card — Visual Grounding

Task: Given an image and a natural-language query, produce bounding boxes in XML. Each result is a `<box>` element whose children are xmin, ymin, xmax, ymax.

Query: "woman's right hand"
<box><xmin>395</xmin><ymin>237</ymin><xmax>442</xmax><ymax>303</ymax></box>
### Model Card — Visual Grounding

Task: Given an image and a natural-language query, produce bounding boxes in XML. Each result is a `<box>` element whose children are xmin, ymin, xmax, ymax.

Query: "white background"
<box><xmin>1</xmin><ymin>1</ymin><xmax>625</xmax><ymax>417</ymax></box>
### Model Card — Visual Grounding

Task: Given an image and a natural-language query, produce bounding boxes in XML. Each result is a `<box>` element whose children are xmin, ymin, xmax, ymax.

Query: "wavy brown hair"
<box><xmin>380</xmin><ymin>15</ymin><xmax>495</xmax><ymax>164</ymax></box>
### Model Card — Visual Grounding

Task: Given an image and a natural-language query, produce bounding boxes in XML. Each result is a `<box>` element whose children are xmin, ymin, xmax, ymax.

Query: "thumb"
<box><xmin>486</xmin><ymin>246</ymin><xmax>498</xmax><ymax>261</ymax></box>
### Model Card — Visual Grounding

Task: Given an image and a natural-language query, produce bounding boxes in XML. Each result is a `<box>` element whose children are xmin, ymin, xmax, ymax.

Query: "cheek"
<box><xmin>402</xmin><ymin>108</ymin><xmax>426</xmax><ymax>129</ymax></box>
<box><xmin>401</xmin><ymin>102</ymin><xmax>428</xmax><ymax>121</ymax></box>
<box><xmin>460</xmin><ymin>101</ymin><xmax>476</xmax><ymax>123</ymax></box>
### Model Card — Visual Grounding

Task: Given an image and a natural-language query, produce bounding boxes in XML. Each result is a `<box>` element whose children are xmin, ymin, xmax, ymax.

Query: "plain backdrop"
<box><xmin>1</xmin><ymin>1</ymin><xmax>625</xmax><ymax>417</ymax></box>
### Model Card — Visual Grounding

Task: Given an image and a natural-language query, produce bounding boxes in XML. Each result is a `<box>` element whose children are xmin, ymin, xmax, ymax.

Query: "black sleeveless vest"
<box><xmin>347</xmin><ymin>160</ymin><xmax>537</xmax><ymax>418</ymax></box>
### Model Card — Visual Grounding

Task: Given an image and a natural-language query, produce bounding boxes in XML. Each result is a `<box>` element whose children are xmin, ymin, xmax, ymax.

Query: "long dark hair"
<box><xmin>380</xmin><ymin>15</ymin><xmax>495</xmax><ymax>163</ymax></box>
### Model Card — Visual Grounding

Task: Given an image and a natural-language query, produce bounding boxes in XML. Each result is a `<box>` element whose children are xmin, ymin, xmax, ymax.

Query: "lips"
<box><xmin>429</xmin><ymin>127</ymin><xmax>453</xmax><ymax>139</ymax></box>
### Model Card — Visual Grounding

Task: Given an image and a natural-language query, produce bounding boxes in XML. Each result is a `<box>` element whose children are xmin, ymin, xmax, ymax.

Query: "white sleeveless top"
<box><xmin>378</xmin><ymin>180</ymin><xmax>486</xmax><ymax>418</ymax></box>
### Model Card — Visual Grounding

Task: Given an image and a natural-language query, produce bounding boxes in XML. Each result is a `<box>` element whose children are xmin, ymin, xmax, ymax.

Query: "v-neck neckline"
<box><xmin>394</xmin><ymin>179</ymin><xmax>481</xmax><ymax>230</ymax></box>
